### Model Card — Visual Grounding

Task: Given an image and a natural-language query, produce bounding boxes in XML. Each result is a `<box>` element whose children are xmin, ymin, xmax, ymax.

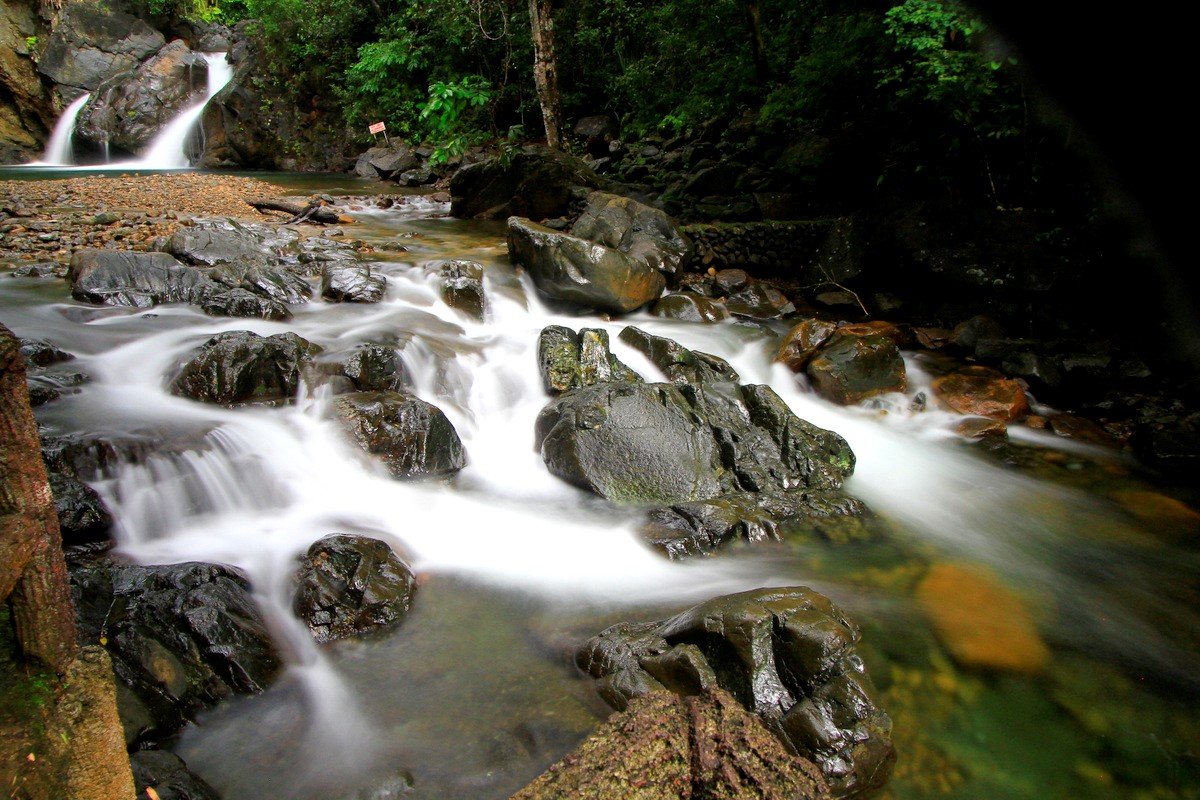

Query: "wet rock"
<box><xmin>836</xmin><ymin>321</ymin><xmax>913</xmax><ymax>349</ymax></box>
<box><xmin>776</xmin><ymin>319</ymin><xmax>838</xmax><ymax>372</ymax></box>
<box><xmin>512</xmin><ymin>689</ymin><xmax>831</xmax><ymax>800</ymax></box>
<box><xmin>342</xmin><ymin>344</ymin><xmax>410</xmax><ymax>392</ymax></box>
<box><xmin>170</xmin><ymin>330</ymin><xmax>319</xmax><ymax>405</ymax></box>
<box><xmin>163</xmin><ymin>221</ymin><xmax>293</xmax><ymax>268</ymax></box>
<box><xmin>75</xmin><ymin>42</ymin><xmax>210</xmax><ymax>156</ymax></box>
<box><xmin>354</xmin><ymin>144</ymin><xmax>418</xmax><ymax>180</ymax></box>
<box><xmin>450</xmin><ymin>145</ymin><xmax>601</xmax><ymax>220</ymax></box>
<box><xmin>427</xmin><ymin>260</ymin><xmax>486</xmax><ymax>320</ymax></box>
<box><xmin>535</xmin><ymin>381</ymin><xmax>853</xmax><ymax>505</ymax></box>
<box><xmin>335</xmin><ymin>391</ymin><xmax>466</xmax><ymax>479</ymax></box>
<box><xmin>569</xmin><ymin>191</ymin><xmax>693</xmax><ymax>279</ymax></box>
<box><xmin>932</xmin><ymin>366</ymin><xmax>1029</xmax><ymax>421</ymax></box>
<box><xmin>1048</xmin><ymin>413</ymin><xmax>1118</xmax><ymax>447</ymax></box>
<box><xmin>916</xmin><ymin>563</ymin><xmax>1049</xmax><ymax>674</ymax></box>
<box><xmin>130</xmin><ymin>750</ymin><xmax>220</xmax><ymax>800</ymax></box>
<box><xmin>49</xmin><ymin>473</ymin><xmax>113</xmax><ymax>544</ymax></box>
<box><xmin>954</xmin><ymin>417</ymin><xmax>1008</xmax><ymax>439</ymax></box>
<box><xmin>537</xmin><ymin>326</ymin><xmax>641</xmax><ymax>395</ymax></box>
<box><xmin>618</xmin><ymin>325</ymin><xmax>738</xmax><ymax>385</ymax></box>
<box><xmin>19</xmin><ymin>338</ymin><xmax>75</xmax><ymax>367</ymax></box>
<box><xmin>37</xmin><ymin>3</ymin><xmax>165</xmax><ymax>92</ymax></box>
<box><xmin>724</xmin><ymin>282</ymin><xmax>796</xmax><ymax>320</ymax></box>
<box><xmin>643</xmin><ymin>490</ymin><xmax>867</xmax><ymax>558</ymax></box>
<box><xmin>70</xmin><ymin>249</ymin><xmax>217</xmax><ymax>308</ymax></box>
<box><xmin>198</xmin><ymin>287</ymin><xmax>291</xmax><ymax>320</ymax></box>
<box><xmin>650</xmin><ymin>292</ymin><xmax>730</xmax><ymax>323</ymax></box>
<box><xmin>807</xmin><ymin>332</ymin><xmax>907</xmax><ymax>405</ymax></box>
<box><xmin>576</xmin><ymin>587</ymin><xmax>895</xmax><ymax>798</ymax></box>
<box><xmin>321</xmin><ymin>262</ymin><xmax>387</xmax><ymax>303</ymax></box>
<box><xmin>712</xmin><ymin>268</ymin><xmax>750</xmax><ymax>296</ymax></box>
<box><xmin>68</xmin><ymin>551</ymin><xmax>282</xmax><ymax>747</ymax></box>
<box><xmin>40</xmin><ymin>431</ymin><xmax>162</xmax><ymax>480</ymax></box>
<box><xmin>293</xmin><ymin>534</ymin><xmax>417</xmax><ymax>644</ymax></box>
<box><xmin>507</xmin><ymin>218</ymin><xmax>666</xmax><ymax>313</ymax></box>
<box><xmin>397</xmin><ymin>167</ymin><xmax>435</xmax><ymax>187</ymax></box>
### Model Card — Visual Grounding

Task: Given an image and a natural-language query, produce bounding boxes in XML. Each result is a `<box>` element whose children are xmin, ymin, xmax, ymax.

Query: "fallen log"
<box><xmin>245</xmin><ymin>197</ymin><xmax>352</xmax><ymax>225</ymax></box>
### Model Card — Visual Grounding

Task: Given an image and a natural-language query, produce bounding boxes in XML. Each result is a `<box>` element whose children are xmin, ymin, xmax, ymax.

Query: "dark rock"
<box><xmin>198</xmin><ymin>288</ymin><xmax>291</xmax><ymax>320</ymax></box>
<box><xmin>537</xmin><ymin>326</ymin><xmax>641</xmax><ymax>395</ymax></box>
<box><xmin>293</xmin><ymin>534</ymin><xmax>417</xmax><ymax>644</ymax></box>
<box><xmin>807</xmin><ymin>332</ymin><xmax>907</xmax><ymax>405</ymax></box>
<box><xmin>37</xmin><ymin>3</ymin><xmax>165</xmax><ymax>92</ymax></box>
<box><xmin>163</xmin><ymin>221</ymin><xmax>297</xmax><ymax>268</ymax></box>
<box><xmin>507</xmin><ymin>218</ymin><xmax>666</xmax><ymax>314</ymax></box>
<box><xmin>354</xmin><ymin>144</ymin><xmax>418</xmax><ymax>179</ymax></box>
<box><xmin>396</xmin><ymin>167</ymin><xmax>435</xmax><ymax>187</ymax></box>
<box><xmin>932</xmin><ymin>366</ymin><xmax>1030</xmax><ymax>421</ymax></box>
<box><xmin>49</xmin><ymin>473</ymin><xmax>113</xmax><ymax>544</ymax></box>
<box><xmin>75</xmin><ymin>42</ymin><xmax>210</xmax><ymax>156</ymax></box>
<box><xmin>569</xmin><ymin>191</ymin><xmax>693</xmax><ymax>279</ymax></box>
<box><xmin>643</xmin><ymin>490</ymin><xmax>867</xmax><ymax>558</ymax></box>
<box><xmin>170</xmin><ymin>331</ymin><xmax>320</xmax><ymax>405</ymax></box>
<box><xmin>342</xmin><ymin>345</ymin><xmax>410</xmax><ymax>392</ymax></box>
<box><xmin>427</xmin><ymin>260</ymin><xmax>486</xmax><ymax>320</ymax></box>
<box><xmin>450</xmin><ymin>146</ymin><xmax>601</xmax><ymax>220</ymax></box>
<box><xmin>68</xmin><ymin>551</ymin><xmax>282</xmax><ymax>747</ymax></box>
<box><xmin>19</xmin><ymin>338</ymin><xmax>75</xmax><ymax>367</ymax></box>
<box><xmin>209</xmin><ymin>263</ymin><xmax>312</xmax><ymax>306</ymax></box>
<box><xmin>130</xmin><ymin>750</ymin><xmax>221</xmax><ymax>800</ymax></box>
<box><xmin>335</xmin><ymin>391</ymin><xmax>466</xmax><ymax>479</ymax></box>
<box><xmin>649</xmin><ymin>292</ymin><xmax>730</xmax><ymax>323</ymax></box>
<box><xmin>712</xmin><ymin>268</ymin><xmax>750</xmax><ymax>296</ymax></box>
<box><xmin>951</xmin><ymin>315</ymin><xmax>1007</xmax><ymax>351</ymax></box>
<box><xmin>1134</xmin><ymin>413</ymin><xmax>1200</xmax><ymax>478</ymax></box>
<box><xmin>776</xmin><ymin>320</ymin><xmax>839</xmax><ymax>372</ymax></box>
<box><xmin>511</xmin><ymin>689</ymin><xmax>830</xmax><ymax>800</ymax></box>
<box><xmin>70</xmin><ymin>249</ymin><xmax>217</xmax><ymax>308</ymax></box>
<box><xmin>576</xmin><ymin>587</ymin><xmax>895</xmax><ymax>799</ymax></box>
<box><xmin>724</xmin><ymin>283</ymin><xmax>796</xmax><ymax>320</ymax></box>
<box><xmin>321</xmin><ymin>263</ymin><xmax>387</xmax><ymax>303</ymax></box>
<box><xmin>617</xmin><ymin>326</ymin><xmax>738</xmax><ymax>385</ymax></box>
<box><xmin>573</xmin><ymin>115</ymin><xmax>619</xmax><ymax>156</ymax></box>
<box><xmin>40</xmin><ymin>431</ymin><xmax>163</xmax><ymax>480</ymax></box>
<box><xmin>535</xmin><ymin>381</ymin><xmax>853</xmax><ymax>505</ymax></box>
<box><xmin>683</xmin><ymin>163</ymin><xmax>742</xmax><ymax>196</ymax></box>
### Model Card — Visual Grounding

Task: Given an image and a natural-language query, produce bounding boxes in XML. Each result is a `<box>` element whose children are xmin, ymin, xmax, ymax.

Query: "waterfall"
<box><xmin>135</xmin><ymin>52</ymin><xmax>233</xmax><ymax>169</ymax></box>
<box><xmin>34</xmin><ymin>93</ymin><xmax>90</xmax><ymax>165</ymax></box>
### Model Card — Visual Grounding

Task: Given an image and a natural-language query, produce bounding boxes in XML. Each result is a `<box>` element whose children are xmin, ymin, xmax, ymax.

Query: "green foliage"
<box><xmin>24</xmin><ymin>35</ymin><xmax>38</xmax><ymax>54</ymax></box>
<box><xmin>419</xmin><ymin>77</ymin><xmax>492</xmax><ymax>164</ymax></box>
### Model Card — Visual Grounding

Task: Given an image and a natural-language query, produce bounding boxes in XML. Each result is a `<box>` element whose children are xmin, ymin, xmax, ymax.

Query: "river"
<box><xmin>2</xmin><ymin>170</ymin><xmax>1198</xmax><ymax>799</ymax></box>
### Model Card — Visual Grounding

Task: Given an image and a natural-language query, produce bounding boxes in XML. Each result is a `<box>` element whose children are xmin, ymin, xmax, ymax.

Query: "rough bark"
<box><xmin>245</xmin><ymin>197</ymin><xmax>349</xmax><ymax>225</ymax></box>
<box><xmin>528</xmin><ymin>0</ymin><xmax>564</xmax><ymax>149</ymax></box>
<box><xmin>1</xmin><ymin>323</ymin><xmax>76</xmax><ymax>673</ymax></box>
<box><xmin>743</xmin><ymin>0</ymin><xmax>769</xmax><ymax>84</ymax></box>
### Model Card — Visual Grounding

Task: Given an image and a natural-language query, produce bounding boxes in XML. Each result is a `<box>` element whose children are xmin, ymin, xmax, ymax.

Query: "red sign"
<box><xmin>368</xmin><ymin>122</ymin><xmax>386</xmax><ymax>135</ymax></box>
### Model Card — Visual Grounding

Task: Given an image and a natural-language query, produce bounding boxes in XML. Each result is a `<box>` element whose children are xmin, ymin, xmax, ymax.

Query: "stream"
<box><xmin>2</xmin><ymin>172</ymin><xmax>1199</xmax><ymax>799</ymax></box>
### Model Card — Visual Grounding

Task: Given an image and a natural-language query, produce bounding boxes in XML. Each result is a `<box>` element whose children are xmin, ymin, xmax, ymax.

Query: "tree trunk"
<box><xmin>743</xmin><ymin>0</ymin><xmax>769</xmax><ymax>84</ymax></box>
<box><xmin>528</xmin><ymin>0</ymin><xmax>564</xmax><ymax>149</ymax></box>
<box><xmin>0</xmin><ymin>324</ymin><xmax>76</xmax><ymax>674</ymax></box>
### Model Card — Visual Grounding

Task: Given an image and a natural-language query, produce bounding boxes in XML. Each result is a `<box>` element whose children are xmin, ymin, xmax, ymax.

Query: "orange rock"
<box><xmin>1049</xmin><ymin>414</ymin><xmax>1119</xmax><ymax>447</ymax></box>
<box><xmin>1110</xmin><ymin>490</ymin><xmax>1200</xmax><ymax>529</ymax></box>
<box><xmin>915</xmin><ymin>327</ymin><xmax>953</xmax><ymax>350</ymax></box>
<box><xmin>837</xmin><ymin>320</ymin><xmax>912</xmax><ymax>348</ymax></box>
<box><xmin>932</xmin><ymin>366</ymin><xmax>1030</xmax><ymax>421</ymax></box>
<box><xmin>916</xmin><ymin>563</ymin><xmax>1049</xmax><ymax>674</ymax></box>
<box><xmin>1024</xmin><ymin>414</ymin><xmax>1048</xmax><ymax>429</ymax></box>
<box><xmin>775</xmin><ymin>318</ymin><xmax>838</xmax><ymax>372</ymax></box>
<box><xmin>954</xmin><ymin>417</ymin><xmax>1008</xmax><ymax>438</ymax></box>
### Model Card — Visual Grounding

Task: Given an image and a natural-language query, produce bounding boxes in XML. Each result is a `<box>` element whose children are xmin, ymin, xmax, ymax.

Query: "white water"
<box><xmin>32</xmin><ymin>93</ymin><xmax>91</xmax><ymax>166</ymax></box>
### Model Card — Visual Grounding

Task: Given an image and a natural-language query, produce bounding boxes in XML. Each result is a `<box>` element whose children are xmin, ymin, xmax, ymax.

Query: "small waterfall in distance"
<box><xmin>34</xmin><ymin>93</ymin><xmax>91</xmax><ymax>166</ymax></box>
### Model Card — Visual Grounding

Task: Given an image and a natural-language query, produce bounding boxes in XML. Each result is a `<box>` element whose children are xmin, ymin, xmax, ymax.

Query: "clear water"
<box><xmin>2</xmin><ymin>183</ymin><xmax>1198</xmax><ymax>800</ymax></box>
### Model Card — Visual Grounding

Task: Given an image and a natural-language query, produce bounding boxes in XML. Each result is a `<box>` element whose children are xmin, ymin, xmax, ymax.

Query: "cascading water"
<box><xmin>134</xmin><ymin>52</ymin><xmax>233</xmax><ymax>169</ymax></box>
<box><xmin>34</xmin><ymin>93</ymin><xmax>91</xmax><ymax>165</ymax></box>
<box><xmin>4</xmin><ymin>199</ymin><xmax>1199</xmax><ymax>799</ymax></box>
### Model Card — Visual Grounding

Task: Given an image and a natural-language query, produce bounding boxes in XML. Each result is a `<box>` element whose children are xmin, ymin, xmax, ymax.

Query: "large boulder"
<box><xmin>535</xmin><ymin>381</ymin><xmax>854</xmax><ymax>505</ymax></box>
<box><xmin>69</xmin><ymin>249</ymin><xmax>218</xmax><ymax>308</ymax></box>
<box><xmin>426</xmin><ymin>260</ymin><xmax>487</xmax><ymax>320</ymax></box>
<box><xmin>806</xmin><ymin>331</ymin><xmax>907</xmax><ymax>406</ymax></box>
<box><xmin>537</xmin><ymin>326</ymin><xmax>641</xmax><ymax>395</ymax></box>
<box><xmin>618</xmin><ymin>326</ymin><xmax>739</xmax><ymax>385</ymax></box>
<box><xmin>335</xmin><ymin>391</ymin><xmax>466</xmax><ymax>479</ymax></box>
<box><xmin>353</xmin><ymin>144</ymin><xmax>418</xmax><ymax>179</ymax></box>
<box><xmin>293</xmin><ymin>534</ymin><xmax>417</xmax><ymax>644</ymax></box>
<box><xmin>577</xmin><ymin>587</ymin><xmax>895</xmax><ymax>799</ymax></box>
<box><xmin>37</xmin><ymin>3</ymin><xmax>165</xmax><ymax>93</ymax></box>
<box><xmin>0</xmin><ymin>0</ymin><xmax>57</xmax><ymax>161</ymax></box>
<box><xmin>163</xmin><ymin>220</ymin><xmax>299</xmax><ymax>269</ymax></box>
<box><xmin>570</xmin><ymin>191</ymin><xmax>693</xmax><ymax>280</ymax></box>
<box><xmin>507</xmin><ymin>218</ymin><xmax>666</xmax><ymax>313</ymax></box>
<box><xmin>340</xmin><ymin>344</ymin><xmax>410</xmax><ymax>392</ymax></box>
<box><xmin>68</xmin><ymin>551</ymin><xmax>282</xmax><ymax>747</ymax></box>
<box><xmin>512</xmin><ymin>689</ymin><xmax>830</xmax><ymax>800</ymax></box>
<box><xmin>450</xmin><ymin>146</ymin><xmax>601</xmax><ymax>220</ymax></box>
<box><xmin>75</xmin><ymin>41</ymin><xmax>209</xmax><ymax>157</ymax></box>
<box><xmin>169</xmin><ymin>331</ymin><xmax>320</xmax><ymax>405</ymax></box>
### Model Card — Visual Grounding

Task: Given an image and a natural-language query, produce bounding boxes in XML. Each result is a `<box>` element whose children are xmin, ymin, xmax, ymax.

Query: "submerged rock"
<box><xmin>508</xmin><ymin>218</ymin><xmax>666</xmax><ymax>314</ymax></box>
<box><xmin>576</xmin><ymin>587</ymin><xmax>895</xmax><ymax>798</ymax></box>
<box><xmin>49</xmin><ymin>472</ymin><xmax>113</xmax><ymax>544</ymax></box>
<box><xmin>293</xmin><ymin>534</ymin><xmax>417</xmax><ymax>644</ymax></box>
<box><xmin>512</xmin><ymin>689</ymin><xmax>830</xmax><ymax>800</ymax></box>
<box><xmin>321</xmin><ymin>262</ymin><xmax>387</xmax><ymax>303</ymax></box>
<box><xmin>170</xmin><ymin>330</ymin><xmax>319</xmax><ymax>405</ymax></box>
<box><xmin>335</xmin><ymin>391</ymin><xmax>466</xmax><ymax>479</ymax></box>
<box><xmin>68</xmin><ymin>551</ymin><xmax>282</xmax><ymax>747</ymax></box>
<box><xmin>70</xmin><ymin>249</ymin><xmax>217</xmax><ymax>308</ymax></box>
<box><xmin>537</xmin><ymin>326</ymin><xmax>640</xmax><ymax>395</ymax></box>
<box><xmin>807</xmin><ymin>331</ymin><xmax>907</xmax><ymax>405</ymax></box>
